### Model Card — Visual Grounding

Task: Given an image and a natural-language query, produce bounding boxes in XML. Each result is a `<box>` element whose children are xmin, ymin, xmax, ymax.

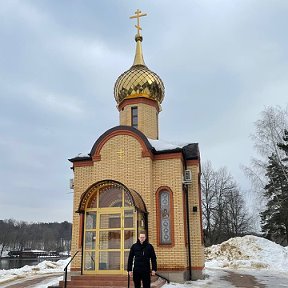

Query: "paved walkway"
<box><xmin>222</xmin><ymin>271</ymin><xmax>266</xmax><ymax>288</ymax></box>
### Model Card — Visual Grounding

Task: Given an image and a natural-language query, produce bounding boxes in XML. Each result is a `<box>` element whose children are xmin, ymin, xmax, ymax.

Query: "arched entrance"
<box><xmin>78</xmin><ymin>180</ymin><xmax>147</xmax><ymax>275</ymax></box>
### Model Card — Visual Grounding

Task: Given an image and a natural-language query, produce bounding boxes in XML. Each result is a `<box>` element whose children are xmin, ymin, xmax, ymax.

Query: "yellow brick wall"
<box><xmin>119</xmin><ymin>102</ymin><xmax>158</xmax><ymax>139</ymax></box>
<box><xmin>187</xmin><ymin>164</ymin><xmax>205</xmax><ymax>268</ymax></box>
<box><xmin>71</xmin><ymin>135</ymin><xmax>153</xmax><ymax>269</ymax></box>
<box><xmin>70</xmin><ymin>133</ymin><xmax>204</xmax><ymax>273</ymax></box>
<box><xmin>152</xmin><ymin>158</ymin><xmax>188</xmax><ymax>270</ymax></box>
<box><xmin>71</xmin><ymin>165</ymin><xmax>94</xmax><ymax>268</ymax></box>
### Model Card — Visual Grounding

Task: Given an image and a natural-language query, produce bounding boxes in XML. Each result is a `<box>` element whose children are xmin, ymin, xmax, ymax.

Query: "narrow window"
<box><xmin>131</xmin><ymin>107</ymin><xmax>138</xmax><ymax>128</ymax></box>
<box><xmin>159</xmin><ymin>190</ymin><xmax>172</xmax><ymax>244</ymax></box>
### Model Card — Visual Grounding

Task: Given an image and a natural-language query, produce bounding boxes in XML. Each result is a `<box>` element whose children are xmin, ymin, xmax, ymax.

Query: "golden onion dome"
<box><xmin>114</xmin><ymin>34</ymin><xmax>165</xmax><ymax>106</ymax></box>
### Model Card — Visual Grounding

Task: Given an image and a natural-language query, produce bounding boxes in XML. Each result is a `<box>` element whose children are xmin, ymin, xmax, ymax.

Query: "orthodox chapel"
<box><xmin>68</xmin><ymin>10</ymin><xmax>204</xmax><ymax>283</ymax></box>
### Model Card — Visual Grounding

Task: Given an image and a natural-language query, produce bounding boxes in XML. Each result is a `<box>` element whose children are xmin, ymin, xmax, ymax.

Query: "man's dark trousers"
<box><xmin>133</xmin><ymin>270</ymin><xmax>151</xmax><ymax>288</ymax></box>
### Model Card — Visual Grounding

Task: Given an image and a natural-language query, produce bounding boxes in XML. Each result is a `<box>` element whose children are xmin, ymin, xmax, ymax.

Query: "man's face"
<box><xmin>138</xmin><ymin>233</ymin><xmax>146</xmax><ymax>244</ymax></box>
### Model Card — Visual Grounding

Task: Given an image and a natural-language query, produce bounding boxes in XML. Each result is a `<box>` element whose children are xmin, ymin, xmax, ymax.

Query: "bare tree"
<box><xmin>201</xmin><ymin>161</ymin><xmax>253</xmax><ymax>246</ymax></box>
<box><xmin>201</xmin><ymin>161</ymin><xmax>217</xmax><ymax>245</ymax></box>
<box><xmin>243</xmin><ymin>105</ymin><xmax>288</xmax><ymax>194</ymax></box>
<box><xmin>224</xmin><ymin>189</ymin><xmax>252</xmax><ymax>237</ymax></box>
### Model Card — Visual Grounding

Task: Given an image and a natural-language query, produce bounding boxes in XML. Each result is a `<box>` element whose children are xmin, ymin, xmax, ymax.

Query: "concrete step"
<box><xmin>57</xmin><ymin>274</ymin><xmax>166</xmax><ymax>288</ymax></box>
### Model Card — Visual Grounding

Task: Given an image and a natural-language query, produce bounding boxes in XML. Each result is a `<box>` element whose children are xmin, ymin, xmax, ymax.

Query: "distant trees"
<box><xmin>260</xmin><ymin>130</ymin><xmax>288</xmax><ymax>245</ymax></box>
<box><xmin>0</xmin><ymin>220</ymin><xmax>72</xmax><ymax>257</ymax></box>
<box><xmin>0</xmin><ymin>219</ymin><xmax>16</xmax><ymax>256</ymax></box>
<box><xmin>243</xmin><ymin>105</ymin><xmax>288</xmax><ymax>195</ymax></box>
<box><xmin>201</xmin><ymin>161</ymin><xmax>253</xmax><ymax>246</ymax></box>
<box><xmin>245</xmin><ymin>105</ymin><xmax>288</xmax><ymax>246</ymax></box>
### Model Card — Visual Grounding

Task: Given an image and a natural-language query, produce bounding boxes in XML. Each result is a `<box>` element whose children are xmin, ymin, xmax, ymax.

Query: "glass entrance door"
<box><xmin>81</xmin><ymin>181</ymin><xmax>147</xmax><ymax>275</ymax></box>
<box><xmin>98</xmin><ymin>212</ymin><xmax>121</xmax><ymax>272</ymax></box>
<box><xmin>83</xmin><ymin>208</ymin><xmax>136</xmax><ymax>274</ymax></box>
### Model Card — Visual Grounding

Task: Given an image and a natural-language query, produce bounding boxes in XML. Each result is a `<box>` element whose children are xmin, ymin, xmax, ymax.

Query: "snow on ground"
<box><xmin>0</xmin><ymin>258</ymin><xmax>70</xmax><ymax>286</ymax></box>
<box><xmin>0</xmin><ymin>236</ymin><xmax>288</xmax><ymax>287</ymax></box>
<box><xmin>163</xmin><ymin>268</ymin><xmax>229</xmax><ymax>288</ymax></box>
<box><xmin>162</xmin><ymin>235</ymin><xmax>288</xmax><ymax>287</ymax></box>
<box><xmin>205</xmin><ymin>235</ymin><xmax>288</xmax><ymax>271</ymax></box>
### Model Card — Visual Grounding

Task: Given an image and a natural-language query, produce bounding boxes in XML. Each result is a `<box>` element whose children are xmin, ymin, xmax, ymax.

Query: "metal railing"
<box><xmin>127</xmin><ymin>271</ymin><xmax>170</xmax><ymax>287</ymax></box>
<box><xmin>64</xmin><ymin>251</ymin><xmax>79</xmax><ymax>288</ymax></box>
<box><xmin>63</xmin><ymin>253</ymin><xmax>169</xmax><ymax>288</ymax></box>
<box><xmin>128</xmin><ymin>272</ymin><xmax>130</xmax><ymax>288</ymax></box>
<box><xmin>155</xmin><ymin>272</ymin><xmax>170</xmax><ymax>284</ymax></box>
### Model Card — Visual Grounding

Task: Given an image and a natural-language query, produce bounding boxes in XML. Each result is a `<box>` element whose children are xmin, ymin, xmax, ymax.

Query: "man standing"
<box><xmin>127</xmin><ymin>232</ymin><xmax>157</xmax><ymax>288</ymax></box>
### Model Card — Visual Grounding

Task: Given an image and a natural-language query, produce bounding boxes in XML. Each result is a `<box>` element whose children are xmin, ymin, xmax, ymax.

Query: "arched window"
<box><xmin>157</xmin><ymin>188</ymin><xmax>174</xmax><ymax>245</ymax></box>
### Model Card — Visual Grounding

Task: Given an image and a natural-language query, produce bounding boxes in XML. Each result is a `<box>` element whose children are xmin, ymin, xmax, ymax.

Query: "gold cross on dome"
<box><xmin>130</xmin><ymin>9</ymin><xmax>147</xmax><ymax>36</ymax></box>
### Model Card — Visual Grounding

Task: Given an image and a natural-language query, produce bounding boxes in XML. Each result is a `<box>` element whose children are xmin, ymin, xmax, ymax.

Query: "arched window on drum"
<box><xmin>157</xmin><ymin>188</ymin><xmax>174</xmax><ymax>245</ymax></box>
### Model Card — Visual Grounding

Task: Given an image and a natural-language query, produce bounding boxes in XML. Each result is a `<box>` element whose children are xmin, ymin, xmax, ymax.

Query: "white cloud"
<box><xmin>4</xmin><ymin>82</ymin><xmax>85</xmax><ymax>116</ymax></box>
<box><xmin>0</xmin><ymin>0</ymin><xmax>49</xmax><ymax>29</ymax></box>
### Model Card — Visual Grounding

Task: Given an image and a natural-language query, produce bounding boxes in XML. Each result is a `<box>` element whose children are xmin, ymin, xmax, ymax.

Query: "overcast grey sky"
<box><xmin>0</xmin><ymin>0</ymin><xmax>287</xmax><ymax>223</ymax></box>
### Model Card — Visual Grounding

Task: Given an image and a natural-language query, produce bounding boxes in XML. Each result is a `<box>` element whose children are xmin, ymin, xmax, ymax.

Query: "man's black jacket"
<box><xmin>127</xmin><ymin>239</ymin><xmax>157</xmax><ymax>273</ymax></box>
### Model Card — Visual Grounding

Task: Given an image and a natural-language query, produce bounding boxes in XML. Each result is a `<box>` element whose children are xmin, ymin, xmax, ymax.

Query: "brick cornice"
<box><xmin>73</xmin><ymin>161</ymin><xmax>93</xmax><ymax>167</ymax></box>
<box><xmin>154</xmin><ymin>152</ymin><xmax>183</xmax><ymax>161</ymax></box>
<box><xmin>192</xmin><ymin>266</ymin><xmax>205</xmax><ymax>270</ymax></box>
<box><xmin>186</xmin><ymin>159</ymin><xmax>200</xmax><ymax>166</ymax></box>
<box><xmin>70</xmin><ymin>268</ymin><xmax>81</xmax><ymax>271</ymax></box>
<box><xmin>118</xmin><ymin>97</ymin><xmax>160</xmax><ymax>112</ymax></box>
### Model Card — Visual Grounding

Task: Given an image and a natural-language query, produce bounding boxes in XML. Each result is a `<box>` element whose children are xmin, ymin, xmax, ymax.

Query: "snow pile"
<box><xmin>0</xmin><ymin>258</ymin><xmax>70</xmax><ymax>285</ymax></box>
<box><xmin>205</xmin><ymin>235</ymin><xmax>288</xmax><ymax>271</ymax></box>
